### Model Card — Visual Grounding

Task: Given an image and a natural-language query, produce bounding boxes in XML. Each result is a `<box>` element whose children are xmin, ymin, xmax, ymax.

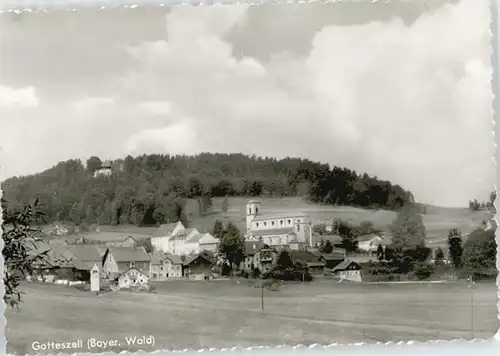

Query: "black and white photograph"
<box><xmin>0</xmin><ymin>0</ymin><xmax>498</xmax><ymax>354</ymax></box>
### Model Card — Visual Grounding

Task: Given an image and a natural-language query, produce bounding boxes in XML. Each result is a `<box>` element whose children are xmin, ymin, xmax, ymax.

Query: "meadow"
<box><xmin>91</xmin><ymin>197</ymin><xmax>492</xmax><ymax>246</ymax></box>
<box><xmin>5</xmin><ymin>279</ymin><xmax>498</xmax><ymax>355</ymax></box>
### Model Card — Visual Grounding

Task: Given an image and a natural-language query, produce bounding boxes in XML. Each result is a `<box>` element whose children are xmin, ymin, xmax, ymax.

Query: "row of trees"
<box><xmin>1</xmin><ymin>154</ymin><xmax>413</xmax><ymax>228</ymax></box>
<box><xmin>469</xmin><ymin>191</ymin><xmax>496</xmax><ymax>211</ymax></box>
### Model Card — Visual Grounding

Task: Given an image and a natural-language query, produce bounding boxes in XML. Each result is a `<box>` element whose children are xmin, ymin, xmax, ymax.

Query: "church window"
<box><xmin>280</xmin><ymin>220</ymin><xmax>284</xmax><ymax>225</ymax></box>
<box><xmin>272</xmin><ymin>221</ymin><xmax>275</xmax><ymax>226</ymax></box>
<box><xmin>287</xmin><ymin>219</ymin><xmax>291</xmax><ymax>224</ymax></box>
<box><xmin>264</xmin><ymin>222</ymin><xmax>267</xmax><ymax>226</ymax></box>
<box><xmin>256</xmin><ymin>207</ymin><xmax>259</xmax><ymax>214</ymax></box>
<box><xmin>256</xmin><ymin>222</ymin><xmax>259</xmax><ymax>227</ymax></box>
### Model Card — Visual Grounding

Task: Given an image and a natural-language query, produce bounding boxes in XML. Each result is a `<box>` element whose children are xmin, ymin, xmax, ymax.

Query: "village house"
<box><xmin>168</xmin><ymin>228</ymin><xmax>200</xmax><ymax>255</ymax></box>
<box><xmin>319</xmin><ymin>249</ymin><xmax>346</xmax><ymax>269</ymax></box>
<box><xmin>332</xmin><ymin>260</ymin><xmax>363</xmax><ymax>282</ymax></box>
<box><xmin>151</xmin><ymin>222</ymin><xmax>185</xmax><ymax>252</ymax></box>
<box><xmin>311</xmin><ymin>234</ymin><xmax>343</xmax><ymax>249</ymax></box>
<box><xmin>182</xmin><ymin>253</ymin><xmax>215</xmax><ymax>281</ymax></box>
<box><xmin>106</xmin><ymin>236</ymin><xmax>138</xmax><ymax>248</ymax></box>
<box><xmin>357</xmin><ymin>234</ymin><xmax>392</xmax><ymax>253</ymax></box>
<box><xmin>288</xmin><ymin>250</ymin><xmax>326</xmax><ymax>275</ymax></box>
<box><xmin>117</xmin><ymin>267</ymin><xmax>150</xmax><ymax>289</ymax></box>
<box><xmin>150</xmin><ymin>253</ymin><xmax>184</xmax><ymax>281</ymax></box>
<box><xmin>93</xmin><ymin>160</ymin><xmax>113</xmax><ymax>178</ymax></box>
<box><xmin>102</xmin><ymin>246</ymin><xmax>151</xmax><ymax>278</ymax></box>
<box><xmin>240</xmin><ymin>241</ymin><xmax>277</xmax><ymax>274</ymax></box>
<box><xmin>26</xmin><ymin>239</ymin><xmax>93</xmax><ymax>283</ymax></box>
<box><xmin>195</xmin><ymin>233</ymin><xmax>220</xmax><ymax>253</ymax></box>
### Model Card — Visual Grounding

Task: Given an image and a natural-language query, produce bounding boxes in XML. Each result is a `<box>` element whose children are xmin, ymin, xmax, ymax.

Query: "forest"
<box><xmin>1</xmin><ymin>153</ymin><xmax>412</xmax><ymax>227</ymax></box>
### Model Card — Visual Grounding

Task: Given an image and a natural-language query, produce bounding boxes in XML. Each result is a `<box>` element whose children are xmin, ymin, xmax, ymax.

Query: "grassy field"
<box><xmin>5</xmin><ymin>280</ymin><xmax>498</xmax><ymax>355</ymax></box>
<box><xmin>94</xmin><ymin>197</ymin><xmax>492</xmax><ymax>244</ymax></box>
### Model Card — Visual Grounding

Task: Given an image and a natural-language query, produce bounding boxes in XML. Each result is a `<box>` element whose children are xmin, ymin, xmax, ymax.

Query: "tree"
<box><xmin>221</xmin><ymin>195</ymin><xmax>229</xmax><ymax>213</ymax></box>
<box><xmin>434</xmin><ymin>247</ymin><xmax>445</xmax><ymax>267</ymax></box>
<box><xmin>490</xmin><ymin>191</ymin><xmax>496</xmax><ymax>206</ymax></box>
<box><xmin>390</xmin><ymin>204</ymin><xmax>426</xmax><ymax>248</ymax></box>
<box><xmin>212</xmin><ymin>220</ymin><xmax>225</xmax><ymax>239</ymax></box>
<box><xmin>86</xmin><ymin>156</ymin><xmax>102</xmax><ymax>175</ymax></box>
<box><xmin>461</xmin><ymin>228</ymin><xmax>496</xmax><ymax>279</ymax></box>
<box><xmin>337</xmin><ymin>220</ymin><xmax>357</xmax><ymax>252</ymax></box>
<box><xmin>376</xmin><ymin>244</ymin><xmax>385</xmax><ymax>261</ymax></box>
<box><xmin>219</xmin><ymin>222</ymin><xmax>244</xmax><ymax>271</ymax></box>
<box><xmin>447</xmin><ymin>228</ymin><xmax>464</xmax><ymax>269</ymax></box>
<box><xmin>2</xmin><ymin>199</ymin><xmax>48</xmax><ymax>308</ymax></box>
<box><xmin>323</xmin><ymin>240</ymin><xmax>333</xmax><ymax>254</ymax></box>
<box><xmin>276</xmin><ymin>250</ymin><xmax>294</xmax><ymax>269</ymax></box>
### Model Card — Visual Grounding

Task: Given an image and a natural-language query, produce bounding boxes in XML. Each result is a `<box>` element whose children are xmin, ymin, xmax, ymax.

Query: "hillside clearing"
<box><xmin>92</xmin><ymin>197</ymin><xmax>491</xmax><ymax>242</ymax></box>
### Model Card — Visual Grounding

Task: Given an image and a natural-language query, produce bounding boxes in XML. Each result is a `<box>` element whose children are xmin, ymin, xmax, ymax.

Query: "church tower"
<box><xmin>246</xmin><ymin>200</ymin><xmax>261</xmax><ymax>232</ymax></box>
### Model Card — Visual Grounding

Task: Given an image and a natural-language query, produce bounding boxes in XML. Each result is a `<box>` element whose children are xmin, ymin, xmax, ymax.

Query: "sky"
<box><xmin>0</xmin><ymin>0</ymin><xmax>494</xmax><ymax>207</ymax></box>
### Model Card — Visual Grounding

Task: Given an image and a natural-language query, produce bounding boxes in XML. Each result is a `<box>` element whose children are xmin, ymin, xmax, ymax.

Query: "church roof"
<box><xmin>251</xmin><ymin>212</ymin><xmax>309</xmax><ymax>222</ymax></box>
<box><xmin>250</xmin><ymin>227</ymin><xmax>295</xmax><ymax>237</ymax></box>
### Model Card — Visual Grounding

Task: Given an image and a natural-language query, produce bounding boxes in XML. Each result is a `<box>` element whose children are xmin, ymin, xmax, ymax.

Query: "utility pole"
<box><xmin>261</xmin><ymin>276</ymin><xmax>264</xmax><ymax>311</ymax></box>
<box><xmin>468</xmin><ymin>275</ymin><xmax>475</xmax><ymax>339</ymax></box>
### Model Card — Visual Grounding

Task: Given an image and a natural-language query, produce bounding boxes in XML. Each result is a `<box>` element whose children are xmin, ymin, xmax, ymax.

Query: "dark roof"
<box><xmin>243</xmin><ymin>241</ymin><xmax>270</xmax><ymax>256</ymax></box>
<box><xmin>250</xmin><ymin>227</ymin><xmax>295</xmax><ymax>236</ymax></box>
<box><xmin>152</xmin><ymin>223</ymin><xmax>181</xmax><ymax>238</ymax></box>
<box><xmin>332</xmin><ymin>260</ymin><xmax>361</xmax><ymax>272</ymax></box>
<box><xmin>66</xmin><ymin>245</ymin><xmax>101</xmax><ymax>263</ymax></box>
<box><xmin>164</xmin><ymin>253</ymin><xmax>184</xmax><ymax>265</ymax></box>
<box><xmin>320</xmin><ymin>253</ymin><xmax>345</xmax><ymax>261</ymax></box>
<box><xmin>182</xmin><ymin>253</ymin><xmax>213</xmax><ymax>266</ymax></box>
<box><xmin>307</xmin><ymin>261</ymin><xmax>326</xmax><ymax>268</ymax></box>
<box><xmin>289</xmin><ymin>250</ymin><xmax>319</xmax><ymax>263</ymax></box>
<box><xmin>107</xmin><ymin>246</ymin><xmax>150</xmax><ymax>262</ymax></box>
<box><xmin>25</xmin><ymin>239</ymin><xmax>94</xmax><ymax>271</ymax></box>
<box><xmin>171</xmin><ymin>228</ymin><xmax>198</xmax><ymax>241</ymax></box>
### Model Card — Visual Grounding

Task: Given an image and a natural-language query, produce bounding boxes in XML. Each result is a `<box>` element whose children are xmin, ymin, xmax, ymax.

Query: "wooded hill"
<box><xmin>1</xmin><ymin>153</ymin><xmax>412</xmax><ymax>227</ymax></box>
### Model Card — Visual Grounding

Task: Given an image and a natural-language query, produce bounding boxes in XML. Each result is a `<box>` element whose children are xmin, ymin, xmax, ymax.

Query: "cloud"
<box><xmin>117</xmin><ymin>0</ymin><xmax>492</xmax><ymax>207</ymax></box>
<box><xmin>0</xmin><ymin>0</ymin><xmax>492</xmax><ymax>207</ymax></box>
<box><xmin>135</xmin><ymin>101</ymin><xmax>172</xmax><ymax>116</ymax></box>
<box><xmin>126</xmin><ymin>120</ymin><xmax>197</xmax><ymax>156</ymax></box>
<box><xmin>0</xmin><ymin>85</ymin><xmax>39</xmax><ymax>108</ymax></box>
<box><xmin>72</xmin><ymin>97</ymin><xmax>115</xmax><ymax>117</ymax></box>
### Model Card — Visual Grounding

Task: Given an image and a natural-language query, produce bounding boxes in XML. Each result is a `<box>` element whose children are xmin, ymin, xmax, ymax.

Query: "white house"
<box><xmin>93</xmin><ymin>160</ymin><xmax>113</xmax><ymax>178</ymax></box>
<box><xmin>150</xmin><ymin>253</ymin><xmax>184</xmax><ymax>281</ymax></box>
<box><xmin>357</xmin><ymin>234</ymin><xmax>392</xmax><ymax>253</ymax></box>
<box><xmin>117</xmin><ymin>267</ymin><xmax>149</xmax><ymax>289</ymax></box>
<box><xmin>244</xmin><ymin>200</ymin><xmax>313</xmax><ymax>247</ymax></box>
<box><xmin>151</xmin><ymin>222</ymin><xmax>185</xmax><ymax>252</ymax></box>
<box><xmin>332</xmin><ymin>260</ymin><xmax>362</xmax><ymax>283</ymax></box>
<box><xmin>195</xmin><ymin>233</ymin><xmax>220</xmax><ymax>253</ymax></box>
<box><xmin>168</xmin><ymin>228</ymin><xmax>200</xmax><ymax>255</ymax></box>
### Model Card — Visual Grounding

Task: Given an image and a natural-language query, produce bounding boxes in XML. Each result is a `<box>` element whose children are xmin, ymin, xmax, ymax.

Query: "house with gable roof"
<box><xmin>151</xmin><ymin>222</ymin><xmax>185</xmax><ymax>252</ymax></box>
<box><xmin>240</xmin><ymin>241</ymin><xmax>277</xmax><ymax>274</ymax></box>
<box><xmin>168</xmin><ymin>228</ymin><xmax>200</xmax><ymax>255</ymax></box>
<box><xmin>150</xmin><ymin>253</ymin><xmax>184</xmax><ymax>281</ymax></box>
<box><xmin>182</xmin><ymin>252</ymin><xmax>215</xmax><ymax>281</ymax></box>
<box><xmin>102</xmin><ymin>246</ymin><xmax>151</xmax><ymax>278</ymax></box>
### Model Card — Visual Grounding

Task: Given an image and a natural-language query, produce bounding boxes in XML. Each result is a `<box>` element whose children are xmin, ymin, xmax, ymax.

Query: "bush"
<box><xmin>414</xmin><ymin>262</ymin><xmax>434</xmax><ymax>280</ymax></box>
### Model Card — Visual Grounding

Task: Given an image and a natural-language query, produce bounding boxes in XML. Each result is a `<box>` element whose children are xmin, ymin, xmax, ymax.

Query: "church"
<box><xmin>244</xmin><ymin>200</ymin><xmax>313</xmax><ymax>249</ymax></box>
